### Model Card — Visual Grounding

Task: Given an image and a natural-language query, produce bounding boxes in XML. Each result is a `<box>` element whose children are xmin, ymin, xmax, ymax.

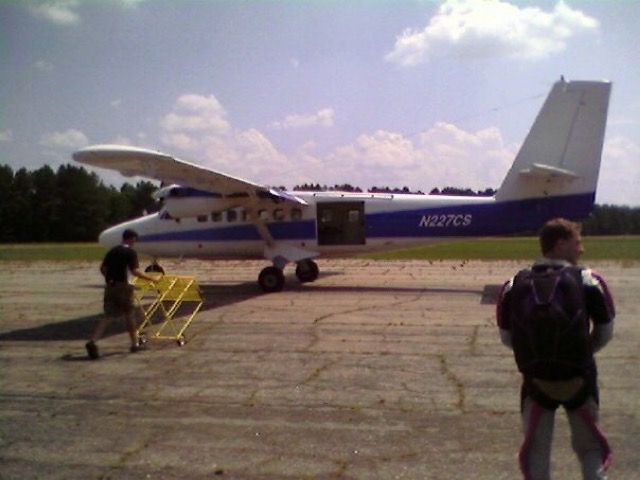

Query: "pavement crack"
<box><xmin>468</xmin><ymin>325</ymin><xmax>480</xmax><ymax>355</ymax></box>
<box><xmin>301</xmin><ymin>359</ymin><xmax>340</xmax><ymax>386</ymax></box>
<box><xmin>438</xmin><ymin>354</ymin><xmax>466</xmax><ymax>413</ymax></box>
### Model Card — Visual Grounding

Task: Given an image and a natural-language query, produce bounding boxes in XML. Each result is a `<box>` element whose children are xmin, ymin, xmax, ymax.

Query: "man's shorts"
<box><xmin>103</xmin><ymin>282</ymin><xmax>135</xmax><ymax>316</ymax></box>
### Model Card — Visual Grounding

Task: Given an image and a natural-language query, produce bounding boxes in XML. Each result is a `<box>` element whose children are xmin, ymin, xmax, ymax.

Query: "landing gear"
<box><xmin>295</xmin><ymin>259</ymin><xmax>319</xmax><ymax>283</ymax></box>
<box><xmin>258</xmin><ymin>266</ymin><xmax>285</xmax><ymax>293</ymax></box>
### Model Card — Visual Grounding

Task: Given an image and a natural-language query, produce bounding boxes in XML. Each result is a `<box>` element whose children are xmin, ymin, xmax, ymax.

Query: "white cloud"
<box><xmin>28</xmin><ymin>0</ymin><xmax>149</xmax><ymax>25</ymax></box>
<box><xmin>386</xmin><ymin>0</ymin><xmax>599</xmax><ymax>66</ymax></box>
<box><xmin>158</xmin><ymin>91</ymin><xmax>517</xmax><ymax>191</ymax></box>
<box><xmin>597</xmin><ymin>135</ymin><xmax>640</xmax><ymax>206</ymax></box>
<box><xmin>0</xmin><ymin>130</ymin><xmax>14</xmax><ymax>143</ymax></box>
<box><xmin>317</xmin><ymin>122</ymin><xmax>514</xmax><ymax>191</ymax></box>
<box><xmin>159</xmin><ymin>93</ymin><xmax>292</xmax><ymax>183</ymax></box>
<box><xmin>34</xmin><ymin>60</ymin><xmax>55</xmax><ymax>72</ymax></box>
<box><xmin>270</xmin><ymin>108</ymin><xmax>335</xmax><ymax>130</ymax></box>
<box><xmin>160</xmin><ymin>94</ymin><xmax>230</xmax><ymax>135</ymax></box>
<box><xmin>39</xmin><ymin>129</ymin><xmax>89</xmax><ymax>149</ymax></box>
<box><xmin>29</xmin><ymin>1</ymin><xmax>81</xmax><ymax>26</ymax></box>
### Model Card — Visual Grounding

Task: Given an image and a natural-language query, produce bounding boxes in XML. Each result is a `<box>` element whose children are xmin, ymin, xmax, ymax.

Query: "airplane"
<box><xmin>74</xmin><ymin>78</ymin><xmax>611</xmax><ymax>293</ymax></box>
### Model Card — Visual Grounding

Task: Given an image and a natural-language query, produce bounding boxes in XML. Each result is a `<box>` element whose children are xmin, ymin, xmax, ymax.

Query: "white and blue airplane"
<box><xmin>74</xmin><ymin>78</ymin><xmax>611</xmax><ymax>292</ymax></box>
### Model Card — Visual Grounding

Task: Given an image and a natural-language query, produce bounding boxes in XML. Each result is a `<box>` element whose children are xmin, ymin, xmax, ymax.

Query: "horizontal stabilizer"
<box><xmin>519</xmin><ymin>163</ymin><xmax>580</xmax><ymax>180</ymax></box>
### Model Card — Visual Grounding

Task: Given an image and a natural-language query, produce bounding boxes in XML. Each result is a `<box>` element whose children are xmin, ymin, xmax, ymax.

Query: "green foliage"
<box><xmin>583</xmin><ymin>205</ymin><xmax>640</xmax><ymax>235</ymax></box>
<box><xmin>0</xmin><ymin>164</ymin><xmax>160</xmax><ymax>243</ymax></box>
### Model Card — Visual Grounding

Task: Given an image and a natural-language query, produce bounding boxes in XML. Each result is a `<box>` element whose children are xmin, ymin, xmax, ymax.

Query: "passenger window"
<box><xmin>197</xmin><ymin>215</ymin><xmax>208</xmax><ymax>223</ymax></box>
<box><xmin>273</xmin><ymin>208</ymin><xmax>285</xmax><ymax>221</ymax></box>
<box><xmin>291</xmin><ymin>208</ymin><xmax>302</xmax><ymax>221</ymax></box>
<box><xmin>321</xmin><ymin>209</ymin><xmax>333</xmax><ymax>223</ymax></box>
<box><xmin>211</xmin><ymin>212</ymin><xmax>222</xmax><ymax>222</ymax></box>
<box><xmin>258</xmin><ymin>209</ymin><xmax>269</xmax><ymax>221</ymax></box>
<box><xmin>226</xmin><ymin>210</ymin><xmax>237</xmax><ymax>222</ymax></box>
<box><xmin>348</xmin><ymin>210</ymin><xmax>360</xmax><ymax>223</ymax></box>
<box><xmin>240</xmin><ymin>209</ymin><xmax>248</xmax><ymax>222</ymax></box>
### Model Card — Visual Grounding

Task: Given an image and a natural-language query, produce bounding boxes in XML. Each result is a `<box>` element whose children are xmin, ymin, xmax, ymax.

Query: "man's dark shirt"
<box><xmin>101</xmin><ymin>245</ymin><xmax>139</xmax><ymax>284</ymax></box>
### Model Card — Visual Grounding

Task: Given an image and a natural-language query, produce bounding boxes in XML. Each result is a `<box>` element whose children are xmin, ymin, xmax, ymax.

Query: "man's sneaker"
<box><xmin>130</xmin><ymin>343</ymin><xmax>146</xmax><ymax>353</ymax></box>
<box><xmin>85</xmin><ymin>341</ymin><xmax>99</xmax><ymax>360</ymax></box>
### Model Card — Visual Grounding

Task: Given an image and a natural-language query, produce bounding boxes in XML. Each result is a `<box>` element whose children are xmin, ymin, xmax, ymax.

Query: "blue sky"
<box><xmin>1</xmin><ymin>0</ymin><xmax>639</xmax><ymax>205</ymax></box>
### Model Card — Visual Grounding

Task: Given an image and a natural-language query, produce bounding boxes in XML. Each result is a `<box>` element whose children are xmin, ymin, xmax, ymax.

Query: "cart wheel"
<box><xmin>177</xmin><ymin>338</ymin><xmax>186</xmax><ymax>347</ymax></box>
<box><xmin>138</xmin><ymin>334</ymin><xmax>148</xmax><ymax>345</ymax></box>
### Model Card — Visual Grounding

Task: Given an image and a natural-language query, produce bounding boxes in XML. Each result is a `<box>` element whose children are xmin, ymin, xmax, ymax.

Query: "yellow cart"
<box><xmin>133</xmin><ymin>275</ymin><xmax>204</xmax><ymax>346</ymax></box>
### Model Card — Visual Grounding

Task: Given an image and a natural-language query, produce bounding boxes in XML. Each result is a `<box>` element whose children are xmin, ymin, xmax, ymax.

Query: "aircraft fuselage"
<box><xmin>99</xmin><ymin>189</ymin><xmax>594</xmax><ymax>259</ymax></box>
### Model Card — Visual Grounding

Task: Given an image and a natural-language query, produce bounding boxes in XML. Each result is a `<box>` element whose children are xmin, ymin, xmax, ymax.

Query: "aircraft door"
<box><xmin>317</xmin><ymin>201</ymin><xmax>366</xmax><ymax>246</ymax></box>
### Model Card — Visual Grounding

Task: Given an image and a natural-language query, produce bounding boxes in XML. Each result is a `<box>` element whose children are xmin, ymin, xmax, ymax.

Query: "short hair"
<box><xmin>122</xmin><ymin>229</ymin><xmax>139</xmax><ymax>241</ymax></box>
<box><xmin>539</xmin><ymin>218</ymin><xmax>581</xmax><ymax>254</ymax></box>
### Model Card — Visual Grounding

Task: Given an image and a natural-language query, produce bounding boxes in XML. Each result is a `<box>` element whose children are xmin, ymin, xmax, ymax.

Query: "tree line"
<box><xmin>1</xmin><ymin>163</ymin><xmax>639</xmax><ymax>242</ymax></box>
<box><xmin>0</xmin><ymin>164</ymin><xmax>158</xmax><ymax>242</ymax></box>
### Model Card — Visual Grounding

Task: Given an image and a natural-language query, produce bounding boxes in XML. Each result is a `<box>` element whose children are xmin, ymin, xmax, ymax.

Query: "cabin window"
<box><xmin>211</xmin><ymin>212</ymin><xmax>222</xmax><ymax>222</ymax></box>
<box><xmin>197</xmin><ymin>215</ymin><xmax>208</xmax><ymax>223</ymax></box>
<box><xmin>348</xmin><ymin>210</ymin><xmax>361</xmax><ymax>223</ymax></box>
<box><xmin>320</xmin><ymin>209</ymin><xmax>333</xmax><ymax>223</ymax></box>
<box><xmin>291</xmin><ymin>208</ymin><xmax>302</xmax><ymax>221</ymax></box>
<box><xmin>273</xmin><ymin>208</ymin><xmax>285</xmax><ymax>221</ymax></box>
<box><xmin>226</xmin><ymin>209</ymin><xmax>237</xmax><ymax>222</ymax></box>
<box><xmin>240</xmin><ymin>209</ymin><xmax>248</xmax><ymax>222</ymax></box>
<box><xmin>258</xmin><ymin>209</ymin><xmax>269</xmax><ymax>221</ymax></box>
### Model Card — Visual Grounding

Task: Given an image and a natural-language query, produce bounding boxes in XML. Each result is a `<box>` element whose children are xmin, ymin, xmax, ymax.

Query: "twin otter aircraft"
<box><xmin>74</xmin><ymin>79</ymin><xmax>611</xmax><ymax>292</ymax></box>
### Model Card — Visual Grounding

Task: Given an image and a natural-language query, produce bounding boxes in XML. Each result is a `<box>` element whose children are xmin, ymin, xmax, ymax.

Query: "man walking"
<box><xmin>86</xmin><ymin>229</ymin><xmax>158</xmax><ymax>359</ymax></box>
<box><xmin>497</xmin><ymin>218</ymin><xmax>615</xmax><ymax>479</ymax></box>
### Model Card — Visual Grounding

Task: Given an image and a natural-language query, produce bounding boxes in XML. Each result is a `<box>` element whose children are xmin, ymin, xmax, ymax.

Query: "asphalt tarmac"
<box><xmin>0</xmin><ymin>259</ymin><xmax>638</xmax><ymax>479</ymax></box>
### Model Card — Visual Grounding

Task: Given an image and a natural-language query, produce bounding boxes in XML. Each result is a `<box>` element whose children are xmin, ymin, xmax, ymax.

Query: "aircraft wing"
<box><xmin>73</xmin><ymin>144</ymin><xmax>307</xmax><ymax>206</ymax></box>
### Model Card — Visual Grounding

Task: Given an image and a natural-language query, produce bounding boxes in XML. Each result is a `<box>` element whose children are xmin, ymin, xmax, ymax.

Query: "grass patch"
<box><xmin>0</xmin><ymin>236</ymin><xmax>638</xmax><ymax>262</ymax></box>
<box><xmin>0</xmin><ymin>243</ymin><xmax>107</xmax><ymax>262</ymax></box>
<box><xmin>367</xmin><ymin>236</ymin><xmax>640</xmax><ymax>261</ymax></box>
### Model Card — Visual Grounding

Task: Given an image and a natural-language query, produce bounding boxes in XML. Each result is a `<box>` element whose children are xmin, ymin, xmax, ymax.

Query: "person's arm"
<box><xmin>128</xmin><ymin>249</ymin><xmax>158</xmax><ymax>283</ymax></box>
<box><xmin>497</xmin><ymin>278</ymin><xmax>514</xmax><ymax>350</ymax></box>
<box><xmin>582</xmin><ymin>269</ymin><xmax>615</xmax><ymax>353</ymax></box>
<box><xmin>591</xmin><ymin>323</ymin><xmax>613</xmax><ymax>353</ymax></box>
<box><xmin>132</xmin><ymin>268</ymin><xmax>160</xmax><ymax>283</ymax></box>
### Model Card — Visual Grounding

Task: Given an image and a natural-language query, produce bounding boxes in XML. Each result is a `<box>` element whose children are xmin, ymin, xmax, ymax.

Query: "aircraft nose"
<box><xmin>98</xmin><ymin>225</ymin><xmax>122</xmax><ymax>248</ymax></box>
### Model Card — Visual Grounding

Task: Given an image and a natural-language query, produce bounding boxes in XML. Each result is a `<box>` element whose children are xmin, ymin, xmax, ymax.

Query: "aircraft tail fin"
<box><xmin>495</xmin><ymin>79</ymin><xmax>611</xmax><ymax>204</ymax></box>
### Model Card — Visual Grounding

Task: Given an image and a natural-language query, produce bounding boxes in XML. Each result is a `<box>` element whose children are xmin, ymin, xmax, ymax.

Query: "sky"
<box><xmin>1</xmin><ymin>0</ymin><xmax>639</xmax><ymax>206</ymax></box>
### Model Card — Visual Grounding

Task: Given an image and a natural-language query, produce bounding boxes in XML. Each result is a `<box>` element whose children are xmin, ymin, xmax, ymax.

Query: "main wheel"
<box><xmin>258</xmin><ymin>266</ymin><xmax>285</xmax><ymax>293</ymax></box>
<box><xmin>295</xmin><ymin>259</ymin><xmax>319</xmax><ymax>283</ymax></box>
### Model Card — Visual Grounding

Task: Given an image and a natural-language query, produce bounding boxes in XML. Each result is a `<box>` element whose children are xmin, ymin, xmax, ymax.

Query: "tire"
<box><xmin>295</xmin><ymin>259</ymin><xmax>319</xmax><ymax>283</ymax></box>
<box><xmin>258</xmin><ymin>266</ymin><xmax>285</xmax><ymax>293</ymax></box>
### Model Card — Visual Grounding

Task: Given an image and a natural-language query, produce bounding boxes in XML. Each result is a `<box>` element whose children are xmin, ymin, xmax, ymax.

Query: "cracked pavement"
<box><xmin>0</xmin><ymin>259</ymin><xmax>638</xmax><ymax>479</ymax></box>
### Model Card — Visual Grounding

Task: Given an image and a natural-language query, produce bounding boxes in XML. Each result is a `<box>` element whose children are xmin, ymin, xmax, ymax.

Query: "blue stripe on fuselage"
<box><xmin>366</xmin><ymin>192</ymin><xmax>595</xmax><ymax>238</ymax></box>
<box><xmin>139</xmin><ymin>192</ymin><xmax>594</xmax><ymax>243</ymax></box>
